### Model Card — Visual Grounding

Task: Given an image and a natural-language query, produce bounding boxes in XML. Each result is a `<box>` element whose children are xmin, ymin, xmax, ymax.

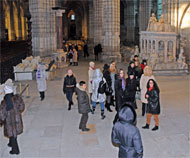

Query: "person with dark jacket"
<box><xmin>125</xmin><ymin>72</ymin><xmax>137</xmax><ymax>109</ymax></box>
<box><xmin>94</xmin><ymin>45</ymin><xmax>99</xmax><ymax>61</ymax></box>
<box><xmin>0</xmin><ymin>79</ymin><xmax>25</xmax><ymax>155</ymax></box>
<box><xmin>103</xmin><ymin>64</ymin><xmax>113</xmax><ymax>112</ymax></box>
<box><xmin>128</xmin><ymin>61</ymin><xmax>136</xmax><ymax>78</ymax></box>
<box><xmin>83</xmin><ymin>43</ymin><xmax>89</xmax><ymax>58</ymax></box>
<box><xmin>75</xmin><ymin>81</ymin><xmax>91</xmax><ymax>132</ymax></box>
<box><xmin>63</xmin><ymin>69</ymin><xmax>77</xmax><ymax>110</ymax></box>
<box><xmin>142</xmin><ymin>79</ymin><xmax>160</xmax><ymax>131</ymax></box>
<box><xmin>113</xmin><ymin>69</ymin><xmax>126</xmax><ymax>124</ymax></box>
<box><xmin>112</xmin><ymin>104</ymin><xmax>143</xmax><ymax>158</ymax></box>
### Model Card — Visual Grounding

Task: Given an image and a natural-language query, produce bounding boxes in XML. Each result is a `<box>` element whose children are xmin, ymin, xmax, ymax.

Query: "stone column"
<box><xmin>164</xmin><ymin>41</ymin><xmax>168</xmax><ymax>63</ymax></box>
<box><xmin>88</xmin><ymin>1</ymin><xmax>94</xmax><ymax>44</ymax></box>
<box><xmin>30</xmin><ymin>0</ymin><xmax>56</xmax><ymax>57</ymax></box>
<box><xmin>101</xmin><ymin>0</ymin><xmax>121</xmax><ymax>62</ymax></box>
<box><xmin>55</xmin><ymin>9</ymin><xmax>65</xmax><ymax>50</ymax></box>
<box><xmin>9</xmin><ymin>1</ymin><xmax>16</xmax><ymax>41</ymax></box>
<box><xmin>0</xmin><ymin>0</ymin><xmax>5</xmax><ymax>41</ymax></box>
<box><xmin>139</xmin><ymin>0</ymin><xmax>152</xmax><ymax>31</ymax></box>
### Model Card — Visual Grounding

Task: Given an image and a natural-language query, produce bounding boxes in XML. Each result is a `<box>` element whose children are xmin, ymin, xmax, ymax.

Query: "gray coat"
<box><xmin>36</xmin><ymin>65</ymin><xmax>47</xmax><ymax>92</ymax></box>
<box><xmin>75</xmin><ymin>84</ymin><xmax>91</xmax><ymax>114</ymax></box>
<box><xmin>91</xmin><ymin>69</ymin><xmax>106</xmax><ymax>103</ymax></box>
<box><xmin>112</xmin><ymin>105</ymin><xmax>143</xmax><ymax>158</ymax></box>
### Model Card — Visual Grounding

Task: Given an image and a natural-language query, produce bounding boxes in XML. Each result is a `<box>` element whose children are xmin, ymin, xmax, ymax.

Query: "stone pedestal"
<box><xmin>29</xmin><ymin>0</ymin><xmax>56</xmax><ymax>57</ymax></box>
<box><xmin>101</xmin><ymin>0</ymin><xmax>121</xmax><ymax>62</ymax></box>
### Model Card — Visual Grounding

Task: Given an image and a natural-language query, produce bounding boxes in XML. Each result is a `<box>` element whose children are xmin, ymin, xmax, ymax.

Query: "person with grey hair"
<box><xmin>0</xmin><ymin>79</ymin><xmax>25</xmax><ymax>155</ymax></box>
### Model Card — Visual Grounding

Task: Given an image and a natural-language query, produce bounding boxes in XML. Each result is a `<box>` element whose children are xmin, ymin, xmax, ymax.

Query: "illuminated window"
<box><xmin>71</xmin><ymin>14</ymin><xmax>75</xmax><ymax>20</ymax></box>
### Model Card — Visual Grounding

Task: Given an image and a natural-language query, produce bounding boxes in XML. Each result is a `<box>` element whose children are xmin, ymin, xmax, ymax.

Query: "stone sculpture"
<box><xmin>147</xmin><ymin>13</ymin><xmax>157</xmax><ymax>31</ymax></box>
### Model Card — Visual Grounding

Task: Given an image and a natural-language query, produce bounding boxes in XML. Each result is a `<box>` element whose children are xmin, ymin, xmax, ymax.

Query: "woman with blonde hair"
<box><xmin>140</xmin><ymin>66</ymin><xmax>155</xmax><ymax>116</ymax></box>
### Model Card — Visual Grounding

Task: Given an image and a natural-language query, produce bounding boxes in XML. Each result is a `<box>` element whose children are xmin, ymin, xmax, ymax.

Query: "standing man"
<box><xmin>75</xmin><ymin>81</ymin><xmax>91</xmax><ymax>131</ymax></box>
<box><xmin>83</xmin><ymin>43</ymin><xmax>89</xmax><ymax>58</ymax></box>
<box><xmin>63</xmin><ymin>69</ymin><xmax>77</xmax><ymax>110</ymax></box>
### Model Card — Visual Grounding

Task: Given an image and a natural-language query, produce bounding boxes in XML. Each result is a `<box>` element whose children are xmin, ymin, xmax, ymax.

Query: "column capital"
<box><xmin>54</xmin><ymin>9</ymin><xmax>65</xmax><ymax>17</ymax></box>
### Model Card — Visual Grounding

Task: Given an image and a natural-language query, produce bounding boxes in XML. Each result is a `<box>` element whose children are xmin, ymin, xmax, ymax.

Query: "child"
<box><xmin>142</xmin><ymin>79</ymin><xmax>160</xmax><ymax>131</ymax></box>
<box><xmin>112</xmin><ymin>104</ymin><xmax>143</xmax><ymax>158</ymax></box>
<box><xmin>75</xmin><ymin>81</ymin><xmax>91</xmax><ymax>131</ymax></box>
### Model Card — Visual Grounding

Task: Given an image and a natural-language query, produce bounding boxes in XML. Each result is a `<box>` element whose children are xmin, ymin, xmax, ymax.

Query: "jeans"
<box><xmin>66</xmin><ymin>92</ymin><xmax>73</xmax><ymax>103</ymax></box>
<box><xmin>92</xmin><ymin>101</ymin><xmax>104</xmax><ymax>111</ymax></box>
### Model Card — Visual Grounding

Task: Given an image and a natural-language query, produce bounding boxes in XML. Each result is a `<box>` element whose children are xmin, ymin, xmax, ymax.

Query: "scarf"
<box><xmin>90</xmin><ymin>66</ymin><xmax>95</xmax><ymax>70</ymax></box>
<box><xmin>121</xmin><ymin>77</ymin><xmax>125</xmax><ymax>91</ymax></box>
<box><xmin>37</xmin><ymin>69</ymin><xmax>41</xmax><ymax>79</ymax></box>
<box><xmin>4</xmin><ymin>93</ymin><xmax>14</xmax><ymax>111</ymax></box>
<box><xmin>149</xmin><ymin>87</ymin><xmax>153</xmax><ymax>91</ymax></box>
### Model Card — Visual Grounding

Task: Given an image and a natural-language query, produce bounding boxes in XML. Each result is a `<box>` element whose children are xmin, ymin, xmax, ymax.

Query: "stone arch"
<box><xmin>179</xmin><ymin>3</ymin><xmax>190</xmax><ymax>30</ymax></box>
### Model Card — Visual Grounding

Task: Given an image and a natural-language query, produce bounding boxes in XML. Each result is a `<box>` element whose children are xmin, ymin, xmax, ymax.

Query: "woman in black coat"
<box><xmin>127</xmin><ymin>61</ymin><xmax>136</xmax><ymax>78</ymax></box>
<box><xmin>112</xmin><ymin>104</ymin><xmax>143</xmax><ymax>158</ymax></box>
<box><xmin>103</xmin><ymin>64</ymin><xmax>113</xmax><ymax>112</ymax></box>
<box><xmin>142</xmin><ymin>79</ymin><xmax>160</xmax><ymax>131</ymax></box>
<box><xmin>125</xmin><ymin>72</ymin><xmax>137</xmax><ymax>109</ymax></box>
<box><xmin>63</xmin><ymin>69</ymin><xmax>77</xmax><ymax>110</ymax></box>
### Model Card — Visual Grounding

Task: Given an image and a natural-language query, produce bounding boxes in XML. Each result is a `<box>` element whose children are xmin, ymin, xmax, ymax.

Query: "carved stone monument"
<box><xmin>140</xmin><ymin>14</ymin><xmax>188</xmax><ymax>74</ymax></box>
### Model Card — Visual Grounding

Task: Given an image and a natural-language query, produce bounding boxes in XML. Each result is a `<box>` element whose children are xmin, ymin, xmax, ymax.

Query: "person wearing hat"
<box><xmin>0</xmin><ymin>79</ymin><xmax>25</xmax><ymax>155</ymax></box>
<box><xmin>112</xmin><ymin>104</ymin><xmax>143</xmax><ymax>158</ymax></box>
<box><xmin>127</xmin><ymin>61</ymin><xmax>136</xmax><ymax>78</ymax></box>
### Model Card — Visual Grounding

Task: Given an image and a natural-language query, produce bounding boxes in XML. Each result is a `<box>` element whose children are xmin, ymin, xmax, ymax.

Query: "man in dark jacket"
<box><xmin>75</xmin><ymin>81</ymin><xmax>91</xmax><ymax>131</ymax></box>
<box><xmin>63</xmin><ymin>69</ymin><xmax>77</xmax><ymax>110</ymax></box>
<box><xmin>112</xmin><ymin>104</ymin><xmax>143</xmax><ymax>158</ymax></box>
<box><xmin>83</xmin><ymin>43</ymin><xmax>89</xmax><ymax>58</ymax></box>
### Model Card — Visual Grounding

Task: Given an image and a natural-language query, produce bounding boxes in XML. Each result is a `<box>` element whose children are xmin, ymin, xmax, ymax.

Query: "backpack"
<box><xmin>98</xmin><ymin>77</ymin><xmax>106</xmax><ymax>94</ymax></box>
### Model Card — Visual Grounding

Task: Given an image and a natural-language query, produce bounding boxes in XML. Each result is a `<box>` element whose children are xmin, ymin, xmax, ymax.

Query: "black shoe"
<box><xmin>9</xmin><ymin>150</ymin><xmax>19</xmax><ymax>155</ymax></box>
<box><xmin>82</xmin><ymin>128</ymin><xmax>90</xmax><ymax>132</ymax></box>
<box><xmin>91</xmin><ymin>107</ymin><xmax>95</xmax><ymax>114</ymax></box>
<box><xmin>71</xmin><ymin>101</ymin><xmax>74</xmax><ymax>105</ymax></box>
<box><xmin>142</xmin><ymin>124</ymin><xmax>149</xmax><ymax>129</ymax></box>
<box><xmin>101</xmin><ymin>114</ymin><xmax>106</xmax><ymax>120</ymax></box>
<box><xmin>68</xmin><ymin>105</ymin><xmax>71</xmax><ymax>111</ymax></box>
<box><xmin>7</xmin><ymin>143</ymin><xmax>11</xmax><ymax>147</ymax></box>
<box><xmin>152</xmin><ymin>126</ymin><xmax>159</xmax><ymax>131</ymax></box>
<box><xmin>107</xmin><ymin>107</ymin><xmax>113</xmax><ymax>112</ymax></box>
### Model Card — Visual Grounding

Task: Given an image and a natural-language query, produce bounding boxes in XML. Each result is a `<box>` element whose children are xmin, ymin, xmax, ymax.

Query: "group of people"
<box><xmin>0</xmin><ymin>53</ymin><xmax>161</xmax><ymax>157</ymax></box>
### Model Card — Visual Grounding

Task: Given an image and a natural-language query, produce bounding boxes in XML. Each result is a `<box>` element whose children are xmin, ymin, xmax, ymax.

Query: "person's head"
<box><xmin>134</xmin><ymin>61</ymin><xmax>139</xmax><ymax>67</ymax></box>
<box><xmin>134</xmin><ymin>55</ymin><xmax>139</xmax><ymax>61</ymax></box>
<box><xmin>4</xmin><ymin>79</ymin><xmax>13</xmax><ymax>94</ymax></box>
<box><xmin>103</xmin><ymin>64</ymin><xmax>109</xmax><ymax>71</ymax></box>
<box><xmin>89</xmin><ymin>61</ymin><xmax>95</xmax><ymax>68</ymax></box>
<box><xmin>79</xmin><ymin>81</ymin><xmax>86</xmax><ymax>90</ymax></box>
<box><xmin>142</xmin><ymin>59</ymin><xmax>147</xmax><ymax>65</ymax></box>
<box><xmin>144</xmin><ymin>66</ymin><xmax>153</xmax><ymax>77</ymax></box>
<box><xmin>130</xmin><ymin>61</ymin><xmax>135</xmax><ymax>68</ymax></box>
<box><xmin>118</xmin><ymin>104</ymin><xmax>137</xmax><ymax>125</ymax></box>
<box><xmin>67</xmin><ymin>69</ymin><xmax>73</xmax><ymax>76</ymax></box>
<box><xmin>147</xmin><ymin>79</ymin><xmax>160</xmax><ymax>93</ymax></box>
<box><xmin>129</xmin><ymin>72</ymin><xmax>135</xmax><ymax>80</ymax></box>
<box><xmin>119</xmin><ymin>69</ymin><xmax>125</xmax><ymax>78</ymax></box>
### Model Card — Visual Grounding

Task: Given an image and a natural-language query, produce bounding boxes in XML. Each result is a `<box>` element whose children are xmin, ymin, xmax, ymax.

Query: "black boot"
<box><xmin>101</xmin><ymin>110</ymin><xmax>106</xmax><ymax>120</ymax></box>
<box><xmin>82</xmin><ymin>128</ymin><xmax>90</xmax><ymax>132</ymax></box>
<box><xmin>106</xmin><ymin>104</ymin><xmax>112</xmax><ymax>112</ymax></box>
<box><xmin>152</xmin><ymin>126</ymin><xmax>159</xmax><ymax>131</ymax></box>
<box><xmin>142</xmin><ymin>124</ymin><xmax>149</xmax><ymax>129</ymax></box>
<box><xmin>9</xmin><ymin>137</ymin><xmax>20</xmax><ymax>155</ymax></box>
<box><xmin>142</xmin><ymin>103</ymin><xmax>146</xmax><ymax>116</ymax></box>
<box><xmin>91</xmin><ymin>106</ymin><xmax>95</xmax><ymax>114</ymax></box>
<box><xmin>68</xmin><ymin>102</ymin><xmax>71</xmax><ymax>111</ymax></box>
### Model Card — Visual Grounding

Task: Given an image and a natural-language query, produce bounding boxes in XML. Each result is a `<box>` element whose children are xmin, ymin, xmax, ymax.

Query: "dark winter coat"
<box><xmin>0</xmin><ymin>94</ymin><xmax>25</xmax><ymax>138</ymax></box>
<box><xmin>112</xmin><ymin>105</ymin><xmax>143</xmax><ymax>158</ymax></box>
<box><xmin>115</xmin><ymin>78</ymin><xmax>125</xmax><ymax>111</ymax></box>
<box><xmin>75</xmin><ymin>85</ymin><xmax>91</xmax><ymax>114</ymax></box>
<box><xmin>63</xmin><ymin>75</ymin><xmax>76</xmax><ymax>93</ymax></box>
<box><xmin>128</xmin><ymin>66</ymin><xmax>136</xmax><ymax>78</ymax></box>
<box><xmin>125</xmin><ymin>78</ymin><xmax>137</xmax><ymax>102</ymax></box>
<box><xmin>146</xmin><ymin>88</ymin><xmax>160</xmax><ymax>114</ymax></box>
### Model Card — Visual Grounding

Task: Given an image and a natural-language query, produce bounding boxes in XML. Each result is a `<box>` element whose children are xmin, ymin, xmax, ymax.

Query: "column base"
<box><xmin>101</xmin><ymin>52</ymin><xmax>121</xmax><ymax>62</ymax></box>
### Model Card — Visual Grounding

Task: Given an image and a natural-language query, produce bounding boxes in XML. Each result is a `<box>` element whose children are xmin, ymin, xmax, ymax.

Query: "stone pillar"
<box><xmin>9</xmin><ymin>1</ymin><xmax>16</xmax><ymax>41</ymax></box>
<box><xmin>30</xmin><ymin>0</ymin><xmax>57</xmax><ymax>57</ymax></box>
<box><xmin>0</xmin><ymin>0</ymin><xmax>5</xmax><ymax>41</ymax></box>
<box><xmin>139</xmin><ymin>0</ymin><xmax>152</xmax><ymax>31</ymax></box>
<box><xmin>93</xmin><ymin>0</ymin><xmax>103</xmax><ymax>45</ymax></box>
<box><xmin>55</xmin><ymin>9</ymin><xmax>65</xmax><ymax>50</ymax></box>
<box><xmin>125</xmin><ymin>1</ymin><xmax>135</xmax><ymax>42</ymax></box>
<box><xmin>88</xmin><ymin>1</ymin><xmax>94</xmax><ymax>44</ymax></box>
<box><xmin>101</xmin><ymin>0</ymin><xmax>121</xmax><ymax>62</ymax></box>
<box><xmin>164</xmin><ymin>41</ymin><xmax>168</xmax><ymax>63</ymax></box>
<box><xmin>63</xmin><ymin>13</ymin><xmax>68</xmax><ymax>40</ymax></box>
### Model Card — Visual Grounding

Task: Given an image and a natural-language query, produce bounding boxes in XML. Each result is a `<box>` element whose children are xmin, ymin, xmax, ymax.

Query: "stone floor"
<box><xmin>0</xmin><ymin>59</ymin><xmax>190</xmax><ymax>158</ymax></box>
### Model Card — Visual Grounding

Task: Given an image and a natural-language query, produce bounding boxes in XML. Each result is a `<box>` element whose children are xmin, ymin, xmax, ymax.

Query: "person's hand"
<box><xmin>146</xmin><ymin>94</ymin><xmax>149</xmax><ymax>98</ymax></box>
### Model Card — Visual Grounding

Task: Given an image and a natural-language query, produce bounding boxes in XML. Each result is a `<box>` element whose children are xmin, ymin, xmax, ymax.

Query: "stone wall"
<box><xmin>0</xmin><ymin>0</ymin><xmax>5</xmax><ymax>41</ymax></box>
<box><xmin>29</xmin><ymin>0</ymin><xmax>57</xmax><ymax>57</ymax></box>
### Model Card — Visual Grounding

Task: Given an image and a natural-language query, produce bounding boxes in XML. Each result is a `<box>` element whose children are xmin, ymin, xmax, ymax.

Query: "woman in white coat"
<box><xmin>140</xmin><ymin>66</ymin><xmax>155</xmax><ymax>116</ymax></box>
<box><xmin>88</xmin><ymin>61</ymin><xmax>95</xmax><ymax>103</ymax></box>
<box><xmin>36</xmin><ymin>64</ymin><xmax>47</xmax><ymax>101</ymax></box>
<box><xmin>91</xmin><ymin>69</ymin><xmax>106</xmax><ymax>119</ymax></box>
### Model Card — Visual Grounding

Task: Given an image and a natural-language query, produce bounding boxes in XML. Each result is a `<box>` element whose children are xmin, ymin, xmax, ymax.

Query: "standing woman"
<box><xmin>63</xmin><ymin>69</ymin><xmax>77</xmax><ymax>110</ymax></box>
<box><xmin>142</xmin><ymin>79</ymin><xmax>160</xmax><ymax>131</ymax></box>
<box><xmin>91</xmin><ymin>69</ymin><xmax>106</xmax><ymax>120</ymax></box>
<box><xmin>73</xmin><ymin>48</ymin><xmax>78</xmax><ymax>66</ymax></box>
<box><xmin>0</xmin><ymin>79</ymin><xmax>25</xmax><ymax>155</ymax></box>
<box><xmin>110</xmin><ymin>61</ymin><xmax>117</xmax><ymax>106</ymax></box>
<box><xmin>103</xmin><ymin>64</ymin><xmax>113</xmax><ymax>112</ymax></box>
<box><xmin>140</xmin><ymin>66</ymin><xmax>155</xmax><ymax>116</ymax></box>
<box><xmin>36</xmin><ymin>64</ymin><xmax>47</xmax><ymax>101</ymax></box>
<box><xmin>88</xmin><ymin>61</ymin><xmax>95</xmax><ymax>103</ymax></box>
